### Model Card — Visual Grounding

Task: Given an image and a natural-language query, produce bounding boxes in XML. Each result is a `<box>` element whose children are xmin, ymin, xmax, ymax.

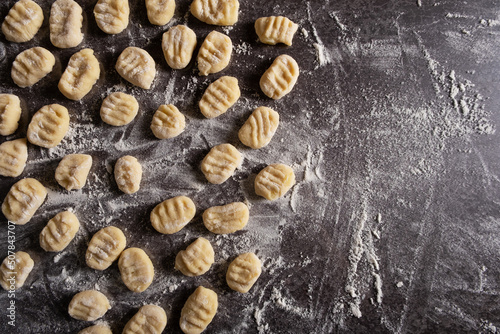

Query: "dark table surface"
<box><xmin>1</xmin><ymin>0</ymin><xmax>500</xmax><ymax>333</ymax></box>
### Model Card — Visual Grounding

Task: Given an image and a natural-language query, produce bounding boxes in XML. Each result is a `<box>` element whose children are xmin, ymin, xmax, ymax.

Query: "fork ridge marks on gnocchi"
<box><xmin>50</xmin><ymin>0</ymin><xmax>84</xmax><ymax>48</ymax></box>
<box><xmin>58</xmin><ymin>49</ymin><xmax>101</xmax><ymax>100</ymax></box>
<box><xmin>2</xmin><ymin>178</ymin><xmax>47</xmax><ymax>225</ymax></box>
<box><xmin>150</xmin><ymin>195</ymin><xmax>196</xmax><ymax>234</ymax></box>
<box><xmin>118</xmin><ymin>247</ymin><xmax>155</xmax><ymax>292</ymax></box>
<box><xmin>260</xmin><ymin>54</ymin><xmax>300</xmax><ymax>100</ymax></box>
<box><xmin>255</xmin><ymin>16</ymin><xmax>298</xmax><ymax>46</ymax></box>
<box><xmin>203</xmin><ymin>202</ymin><xmax>249</xmax><ymax>234</ymax></box>
<box><xmin>114</xmin><ymin>155</ymin><xmax>142</xmax><ymax>194</ymax></box>
<box><xmin>94</xmin><ymin>0</ymin><xmax>130</xmax><ymax>34</ymax></box>
<box><xmin>201</xmin><ymin>143</ymin><xmax>241</xmax><ymax>184</ymax></box>
<box><xmin>2</xmin><ymin>0</ymin><xmax>43</xmax><ymax>43</ymax></box>
<box><xmin>100</xmin><ymin>92</ymin><xmax>139</xmax><ymax>126</ymax></box>
<box><xmin>116</xmin><ymin>47</ymin><xmax>156</xmax><ymax>89</ymax></box>
<box><xmin>0</xmin><ymin>138</ymin><xmax>28</xmax><ymax>177</ymax></box>
<box><xmin>226</xmin><ymin>252</ymin><xmax>262</xmax><ymax>293</ymax></box>
<box><xmin>68</xmin><ymin>290</ymin><xmax>111</xmax><ymax>321</ymax></box>
<box><xmin>78</xmin><ymin>324</ymin><xmax>113</xmax><ymax>334</ymax></box>
<box><xmin>190</xmin><ymin>0</ymin><xmax>239</xmax><ymax>26</ymax></box>
<box><xmin>0</xmin><ymin>251</ymin><xmax>34</xmax><ymax>290</ymax></box>
<box><xmin>55</xmin><ymin>154</ymin><xmax>93</xmax><ymax>191</ymax></box>
<box><xmin>146</xmin><ymin>0</ymin><xmax>176</xmax><ymax>26</ymax></box>
<box><xmin>11</xmin><ymin>47</ymin><xmax>55</xmax><ymax>88</ymax></box>
<box><xmin>199</xmin><ymin>76</ymin><xmax>240</xmax><ymax>118</ymax></box>
<box><xmin>0</xmin><ymin>94</ymin><xmax>21</xmax><ymax>136</ymax></box>
<box><xmin>27</xmin><ymin>104</ymin><xmax>70</xmax><ymax>148</ymax></box>
<box><xmin>197</xmin><ymin>31</ymin><xmax>232</xmax><ymax>76</ymax></box>
<box><xmin>86</xmin><ymin>226</ymin><xmax>127</xmax><ymax>270</ymax></box>
<box><xmin>39</xmin><ymin>211</ymin><xmax>80</xmax><ymax>252</ymax></box>
<box><xmin>254</xmin><ymin>163</ymin><xmax>296</xmax><ymax>200</ymax></box>
<box><xmin>175</xmin><ymin>237</ymin><xmax>215</xmax><ymax>277</ymax></box>
<box><xmin>122</xmin><ymin>305</ymin><xmax>168</xmax><ymax>334</ymax></box>
<box><xmin>180</xmin><ymin>286</ymin><xmax>218</xmax><ymax>334</ymax></box>
<box><xmin>238</xmin><ymin>106</ymin><xmax>280</xmax><ymax>149</ymax></box>
<box><xmin>162</xmin><ymin>25</ymin><xmax>197</xmax><ymax>70</ymax></box>
<box><xmin>150</xmin><ymin>104</ymin><xmax>186</xmax><ymax>139</ymax></box>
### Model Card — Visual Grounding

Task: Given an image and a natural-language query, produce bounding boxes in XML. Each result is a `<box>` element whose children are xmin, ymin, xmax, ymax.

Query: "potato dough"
<box><xmin>150</xmin><ymin>195</ymin><xmax>196</xmax><ymax>234</ymax></box>
<box><xmin>118</xmin><ymin>247</ymin><xmax>154</xmax><ymax>292</ymax></box>
<box><xmin>199</xmin><ymin>76</ymin><xmax>240</xmax><ymax>118</ymax></box>
<box><xmin>190</xmin><ymin>0</ymin><xmax>239</xmax><ymax>26</ymax></box>
<box><xmin>203</xmin><ymin>202</ymin><xmax>249</xmax><ymax>234</ymax></box>
<box><xmin>39</xmin><ymin>211</ymin><xmax>80</xmax><ymax>252</ymax></box>
<box><xmin>180</xmin><ymin>286</ymin><xmax>218</xmax><ymax>334</ymax></box>
<box><xmin>175</xmin><ymin>237</ymin><xmax>214</xmax><ymax>277</ymax></box>
<box><xmin>201</xmin><ymin>143</ymin><xmax>241</xmax><ymax>184</ymax></box>
<box><xmin>197</xmin><ymin>31</ymin><xmax>232</xmax><ymax>76</ymax></box>
<box><xmin>86</xmin><ymin>226</ymin><xmax>126</xmax><ymax>270</ymax></box>
<box><xmin>78</xmin><ymin>324</ymin><xmax>112</xmax><ymax>334</ymax></box>
<box><xmin>0</xmin><ymin>94</ymin><xmax>21</xmax><ymax>136</ymax></box>
<box><xmin>114</xmin><ymin>155</ymin><xmax>142</xmax><ymax>194</ymax></box>
<box><xmin>2</xmin><ymin>0</ymin><xmax>43</xmax><ymax>43</ymax></box>
<box><xmin>0</xmin><ymin>251</ymin><xmax>34</xmax><ymax>290</ymax></box>
<box><xmin>238</xmin><ymin>106</ymin><xmax>279</xmax><ymax>149</ymax></box>
<box><xmin>58</xmin><ymin>49</ymin><xmax>100</xmax><ymax>100</ymax></box>
<box><xmin>0</xmin><ymin>138</ymin><xmax>28</xmax><ymax>177</ymax></box>
<box><xmin>50</xmin><ymin>0</ymin><xmax>84</xmax><ymax>48</ymax></box>
<box><xmin>146</xmin><ymin>0</ymin><xmax>175</xmax><ymax>26</ymax></box>
<box><xmin>116</xmin><ymin>47</ymin><xmax>156</xmax><ymax>89</ymax></box>
<box><xmin>254</xmin><ymin>163</ymin><xmax>295</xmax><ymax>200</ymax></box>
<box><xmin>123</xmin><ymin>305</ymin><xmax>167</xmax><ymax>334</ymax></box>
<box><xmin>55</xmin><ymin>154</ymin><xmax>93</xmax><ymax>191</ymax></box>
<box><xmin>68</xmin><ymin>290</ymin><xmax>110</xmax><ymax>321</ymax></box>
<box><xmin>27</xmin><ymin>104</ymin><xmax>69</xmax><ymax>148</ymax></box>
<box><xmin>226</xmin><ymin>252</ymin><xmax>262</xmax><ymax>293</ymax></box>
<box><xmin>94</xmin><ymin>0</ymin><xmax>129</xmax><ymax>34</ymax></box>
<box><xmin>162</xmin><ymin>25</ymin><xmax>197</xmax><ymax>69</ymax></box>
<box><xmin>12</xmin><ymin>47</ymin><xmax>55</xmax><ymax>88</ymax></box>
<box><xmin>100</xmin><ymin>92</ymin><xmax>139</xmax><ymax>126</ymax></box>
<box><xmin>2</xmin><ymin>178</ymin><xmax>47</xmax><ymax>225</ymax></box>
<box><xmin>150</xmin><ymin>104</ymin><xmax>185</xmax><ymax>139</ymax></box>
<box><xmin>260</xmin><ymin>54</ymin><xmax>299</xmax><ymax>100</ymax></box>
<box><xmin>255</xmin><ymin>16</ymin><xmax>298</xmax><ymax>46</ymax></box>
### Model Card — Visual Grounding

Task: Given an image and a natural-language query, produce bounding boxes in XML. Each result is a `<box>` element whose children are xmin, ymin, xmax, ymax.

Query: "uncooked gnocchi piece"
<box><xmin>226</xmin><ymin>252</ymin><xmax>262</xmax><ymax>293</ymax></box>
<box><xmin>27</xmin><ymin>104</ymin><xmax>70</xmax><ymax>148</ymax></box>
<box><xmin>202</xmin><ymin>202</ymin><xmax>249</xmax><ymax>234</ymax></box>
<box><xmin>55</xmin><ymin>154</ymin><xmax>93</xmax><ymax>191</ymax></box>
<box><xmin>190</xmin><ymin>0</ymin><xmax>239</xmax><ymax>26</ymax></box>
<box><xmin>175</xmin><ymin>237</ymin><xmax>214</xmax><ymax>277</ymax></box>
<box><xmin>201</xmin><ymin>143</ymin><xmax>241</xmax><ymax>184</ymax></box>
<box><xmin>260</xmin><ymin>54</ymin><xmax>299</xmax><ymax>100</ymax></box>
<box><xmin>150</xmin><ymin>195</ymin><xmax>196</xmax><ymax>234</ymax></box>
<box><xmin>254</xmin><ymin>163</ymin><xmax>295</xmax><ymax>200</ymax></box>
<box><xmin>197</xmin><ymin>31</ymin><xmax>232</xmax><ymax>76</ymax></box>
<box><xmin>255</xmin><ymin>16</ymin><xmax>298</xmax><ymax>46</ymax></box>
<box><xmin>0</xmin><ymin>138</ymin><xmax>28</xmax><ymax>177</ymax></box>
<box><xmin>94</xmin><ymin>0</ymin><xmax>129</xmax><ymax>34</ymax></box>
<box><xmin>146</xmin><ymin>0</ymin><xmax>175</xmax><ymax>26</ymax></box>
<box><xmin>39</xmin><ymin>211</ymin><xmax>80</xmax><ymax>252</ymax></box>
<box><xmin>68</xmin><ymin>290</ymin><xmax>110</xmax><ymax>321</ymax></box>
<box><xmin>150</xmin><ymin>104</ymin><xmax>185</xmax><ymax>139</ymax></box>
<box><xmin>199</xmin><ymin>76</ymin><xmax>240</xmax><ymax>118</ymax></box>
<box><xmin>123</xmin><ymin>305</ymin><xmax>167</xmax><ymax>334</ymax></box>
<box><xmin>59</xmin><ymin>49</ymin><xmax>100</xmax><ymax>100</ymax></box>
<box><xmin>12</xmin><ymin>47</ymin><xmax>55</xmax><ymax>88</ymax></box>
<box><xmin>2</xmin><ymin>0</ymin><xmax>43</xmax><ymax>43</ymax></box>
<box><xmin>100</xmin><ymin>92</ymin><xmax>139</xmax><ymax>126</ymax></box>
<box><xmin>0</xmin><ymin>251</ymin><xmax>34</xmax><ymax>290</ymax></box>
<box><xmin>180</xmin><ymin>286</ymin><xmax>218</xmax><ymax>334</ymax></box>
<box><xmin>86</xmin><ymin>226</ymin><xmax>126</xmax><ymax>270</ymax></box>
<box><xmin>162</xmin><ymin>25</ymin><xmax>197</xmax><ymax>69</ymax></box>
<box><xmin>78</xmin><ymin>324</ymin><xmax>112</xmax><ymax>334</ymax></box>
<box><xmin>0</xmin><ymin>94</ymin><xmax>21</xmax><ymax>136</ymax></box>
<box><xmin>238</xmin><ymin>106</ymin><xmax>279</xmax><ymax>149</ymax></box>
<box><xmin>114</xmin><ymin>155</ymin><xmax>142</xmax><ymax>194</ymax></box>
<box><xmin>50</xmin><ymin>0</ymin><xmax>84</xmax><ymax>48</ymax></box>
<box><xmin>2</xmin><ymin>178</ymin><xmax>47</xmax><ymax>225</ymax></box>
<box><xmin>116</xmin><ymin>47</ymin><xmax>156</xmax><ymax>89</ymax></box>
<box><xmin>118</xmin><ymin>247</ymin><xmax>154</xmax><ymax>292</ymax></box>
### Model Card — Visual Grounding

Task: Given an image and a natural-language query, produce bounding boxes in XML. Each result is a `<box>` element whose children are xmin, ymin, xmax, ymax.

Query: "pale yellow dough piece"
<box><xmin>201</xmin><ymin>143</ymin><xmax>241</xmax><ymax>184</ymax></box>
<box><xmin>226</xmin><ymin>252</ymin><xmax>262</xmax><ymax>293</ymax></box>
<box><xmin>190</xmin><ymin>0</ymin><xmax>239</xmax><ymax>26</ymax></box>
<box><xmin>27</xmin><ymin>104</ymin><xmax>70</xmax><ymax>148</ymax></box>
<box><xmin>2</xmin><ymin>178</ymin><xmax>47</xmax><ymax>225</ymax></box>
<box><xmin>116</xmin><ymin>47</ymin><xmax>156</xmax><ymax>89</ymax></box>
<box><xmin>50</xmin><ymin>0</ymin><xmax>84</xmax><ymax>48</ymax></box>
<box><xmin>2</xmin><ymin>0</ymin><xmax>43</xmax><ymax>43</ymax></box>
<box><xmin>100</xmin><ymin>92</ymin><xmax>139</xmax><ymax>126</ymax></box>
<box><xmin>12</xmin><ymin>47</ymin><xmax>55</xmax><ymax>88</ymax></box>
<box><xmin>150</xmin><ymin>195</ymin><xmax>196</xmax><ymax>234</ymax></box>
<box><xmin>68</xmin><ymin>290</ymin><xmax>110</xmax><ymax>321</ymax></box>
<box><xmin>203</xmin><ymin>202</ymin><xmax>249</xmax><ymax>234</ymax></box>
<box><xmin>86</xmin><ymin>226</ymin><xmax>127</xmax><ymax>270</ymax></box>
<box><xmin>238</xmin><ymin>106</ymin><xmax>279</xmax><ymax>149</ymax></box>
<box><xmin>146</xmin><ymin>0</ymin><xmax>175</xmax><ymax>26</ymax></box>
<box><xmin>162</xmin><ymin>25</ymin><xmax>197</xmax><ymax>69</ymax></box>
<box><xmin>0</xmin><ymin>138</ymin><xmax>28</xmax><ymax>177</ymax></box>
<box><xmin>118</xmin><ymin>247</ymin><xmax>154</xmax><ymax>292</ymax></box>
<box><xmin>55</xmin><ymin>154</ymin><xmax>93</xmax><ymax>191</ymax></box>
<box><xmin>39</xmin><ymin>211</ymin><xmax>80</xmax><ymax>252</ymax></box>
<box><xmin>197</xmin><ymin>31</ymin><xmax>232</xmax><ymax>76</ymax></box>
<box><xmin>175</xmin><ymin>237</ymin><xmax>214</xmax><ymax>277</ymax></box>
<box><xmin>0</xmin><ymin>251</ymin><xmax>34</xmax><ymax>290</ymax></box>
<box><xmin>78</xmin><ymin>324</ymin><xmax>112</xmax><ymax>334</ymax></box>
<box><xmin>123</xmin><ymin>305</ymin><xmax>167</xmax><ymax>334</ymax></box>
<box><xmin>114</xmin><ymin>155</ymin><xmax>142</xmax><ymax>194</ymax></box>
<box><xmin>59</xmin><ymin>49</ymin><xmax>101</xmax><ymax>100</ymax></box>
<box><xmin>94</xmin><ymin>0</ymin><xmax>129</xmax><ymax>34</ymax></box>
<box><xmin>255</xmin><ymin>163</ymin><xmax>295</xmax><ymax>200</ymax></box>
<box><xmin>180</xmin><ymin>286</ymin><xmax>218</xmax><ymax>334</ymax></box>
<box><xmin>255</xmin><ymin>16</ymin><xmax>298</xmax><ymax>46</ymax></box>
<box><xmin>0</xmin><ymin>94</ymin><xmax>21</xmax><ymax>136</ymax></box>
<box><xmin>199</xmin><ymin>76</ymin><xmax>240</xmax><ymax>118</ymax></box>
<box><xmin>260</xmin><ymin>54</ymin><xmax>299</xmax><ymax>100</ymax></box>
<box><xmin>151</xmin><ymin>104</ymin><xmax>185</xmax><ymax>139</ymax></box>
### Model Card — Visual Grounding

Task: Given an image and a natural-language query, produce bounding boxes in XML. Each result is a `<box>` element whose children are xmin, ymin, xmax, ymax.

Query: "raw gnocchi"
<box><xmin>94</xmin><ymin>0</ymin><xmax>129</xmax><ymax>34</ymax></box>
<box><xmin>0</xmin><ymin>251</ymin><xmax>34</xmax><ymax>290</ymax></box>
<box><xmin>2</xmin><ymin>0</ymin><xmax>43</xmax><ymax>43</ymax></box>
<box><xmin>114</xmin><ymin>155</ymin><xmax>142</xmax><ymax>194</ymax></box>
<box><xmin>238</xmin><ymin>106</ymin><xmax>280</xmax><ymax>149</ymax></box>
<box><xmin>255</xmin><ymin>16</ymin><xmax>298</xmax><ymax>46</ymax></box>
<box><xmin>201</xmin><ymin>143</ymin><xmax>241</xmax><ymax>184</ymax></box>
<box><xmin>203</xmin><ymin>202</ymin><xmax>249</xmax><ymax>234</ymax></box>
<box><xmin>226</xmin><ymin>252</ymin><xmax>262</xmax><ymax>293</ymax></box>
<box><xmin>39</xmin><ymin>211</ymin><xmax>80</xmax><ymax>252</ymax></box>
<box><xmin>150</xmin><ymin>104</ymin><xmax>185</xmax><ymax>139</ymax></box>
<box><xmin>199</xmin><ymin>76</ymin><xmax>240</xmax><ymax>118</ymax></box>
<box><xmin>58</xmin><ymin>49</ymin><xmax>100</xmax><ymax>100</ymax></box>
<box><xmin>11</xmin><ymin>47</ymin><xmax>55</xmax><ymax>88</ymax></box>
<box><xmin>162</xmin><ymin>25</ymin><xmax>197</xmax><ymax>69</ymax></box>
<box><xmin>78</xmin><ymin>325</ymin><xmax>112</xmax><ymax>334</ymax></box>
<box><xmin>190</xmin><ymin>0</ymin><xmax>239</xmax><ymax>26</ymax></box>
<box><xmin>146</xmin><ymin>0</ymin><xmax>175</xmax><ymax>26</ymax></box>
<box><xmin>197</xmin><ymin>31</ymin><xmax>232</xmax><ymax>76</ymax></box>
<box><xmin>55</xmin><ymin>154</ymin><xmax>93</xmax><ymax>191</ymax></box>
<box><xmin>2</xmin><ymin>178</ymin><xmax>47</xmax><ymax>225</ymax></box>
<box><xmin>180</xmin><ymin>286</ymin><xmax>218</xmax><ymax>334</ymax></box>
<box><xmin>0</xmin><ymin>94</ymin><xmax>21</xmax><ymax>136</ymax></box>
<box><xmin>150</xmin><ymin>195</ymin><xmax>196</xmax><ymax>234</ymax></box>
<box><xmin>68</xmin><ymin>290</ymin><xmax>110</xmax><ymax>321</ymax></box>
<box><xmin>116</xmin><ymin>47</ymin><xmax>156</xmax><ymax>89</ymax></box>
<box><xmin>0</xmin><ymin>138</ymin><xmax>28</xmax><ymax>177</ymax></box>
<box><xmin>260</xmin><ymin>54</ymin><xmax>299</xmax><ymax>100</ymax></box>
<box><xmin>122</xmin><ymin>305</ymin><xmax>167</xmax><ymax>334</ymax></box>
<box><xmin>254</xmin><ymin>163</ymin><xmax>295</xmax><ymax>200</ymax></box>
<box><xmin>27</xmin><ymin>104</ymin><xmax>69</xmax><ymax>148</ymax></box>
<box><xmin>100</xmin><ymin>92</ymin><xmax>139</xmax><ymax>126</ymax></box>
<box><xmin>86</xmin><ymin>226</ymin><xmax>126</xmax><ymax>270</ymax></box>
<box><xmin>118</xmin><ymin>247</ymin><xmax>155</xmax><ymax>292</ymax></box>
<box><xmin>175</xmin><ymin>237</ymin><xmax>214</xmax><ymax>277</ymax></box>
<box><xmin>50</xmin><ymin>0</ymin><xmax>84</xmax><ymax>48</ymax></box>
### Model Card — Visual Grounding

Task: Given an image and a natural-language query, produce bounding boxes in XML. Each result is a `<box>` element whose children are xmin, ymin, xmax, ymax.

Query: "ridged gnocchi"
<box><xmin>255</xmin><ymin>16</ymin><xmax>298</xmax><ymax>46</ymax></box>
<box><xmin>0</xmin><ymin>94</ymin><xmax>21</xmax><ymax>136</ymax></box>
<box><xmin>114</xmin><ymin>155</ymin><xmax>142</xmax><ymax>194</ymax></box>
<box><xmin>59</xmin><ymin>49</ymin><xmax>100</xmax><ymax>100</ymax></box>
<box><xmin>202</xmin><ymin>202</ymin><xmax>249</xmax><ymax>234</ymax></box>
<box><xmin>180</xmin><ymin>286</ymin><xmax>218</xmax><ymax>334</ymax></box>
<box><xmin>0</xmin><ymin>138</ymin><xmax>28</xmax><ymax>177</ymax></box>
<box><xmin>2</xmin><ymin>0</ymin><xmax>43</xmax><ymax>43</ymax></box>
<box><xmin>2</xmin><ymin>178</ymin><xmax>47</xmax><ymax>225</ymax></box>
<box><xmin>0</xmin><ymin>251</ymin><xmax>34</xmax><ymax>290</ymax></box>
<box><xmin>238</xmin><ymin>106</ymin><xmax>279</xmax><ymax>149</ymax></box>
<box><xmin>190</xmin><ymin>0</ymin><xmax>239</xmax><ymax>26</ymax></box>
<box><xmin>27</xmin><ymin>104</ymin><xmax>69</xmax><ymax>148</ymax></box>
<box><xmin>150</xmin><ymin>104</ymin><xmax>185</xmax><ymax>139</ymax></box>
<box><xmin>55</xmin><ymin>154</ymin><xmax>93</xmax><ymax>191</ymax></box>
<box><xmin>116</xmin><ymin>47</ymin><xmax>156</xmax><ymax>89</ymax></box>
<box><xmin>118</xmin><ymin>247</ymin><xmax>154</xmax><ymax>292</ymax></box>
<box><xmin>50</xmin><ymin>0</ymin><xmax>84</xmax><ymax>48</ymax></box>
<box><xmin>197</xmin><ymin>31</ymin><xmax>232</xmax><ymax>76</ymax></box>
<box><xmin>254</xmin><ymin>163</ymin><xmax>295</xmax><ymax>200</ymax></box>
<box><xmin>39</xmin><ymin>211</ymin><xmax>80</xmax><ymax>252</ymax></box>
<box><xmin>201</xmin><ymin>143</ymin><xmax>241</xmax><ymax>184</ymax></box>
<box><xmin>199</xmin><ymin>76</ymin><xmax>240</xmax><ymax>118</ymax></box>
<box><xmin>100</xmin><ymin>92</ymin><xmax>139</xmax><ymax>126</ymax></box>
<box><xmin>68</xmin><ymin>290</ymin><xmax>110</xmax><ymax>321</ymax></box>
<box><xmin>175</xmin><ymin>237</ymin><xmax>214</xmax><ymax>277</ymax></box>
<box><xmin>78</xmin><ymin>324</ymin><xmax>112</xmax><ymax>334</ymax></box>
<box><xmin>12</xmin><ymin>47</ymin><xmax>55</xmax><ymax>88</ymax></box>
<box><xmin>86</xmin><ymin>226</ymin><xmax>126</xmax><ymax>270</ymax></box>
<box><xmin>162</xmin><ymin>25</ymin><xmax>197</xmax><ymax>69</ymax></box>
<box><xmin>122</xmin><ymin>305</ymin><xmax>167</xmax><ymax>334</ymax></box>
<box><xmin>260</xmin><ymin>54</ymin><xmax>299</xmax><ymax>100</ymax></box>
<box><xmin>94</xmin><ymin>0</ymin><xmax>130</xmax><ymax>34</ymax></box>
<box><xmin>226</xmin><ymin>252</ymin><xmax>262</xmax><ymax>293</ymax></box>
<box><xmin>150</xmin><ymin>195</ymin><xmax>196</xmax><ymax>234</ymax></box>
<box><xmin>146</xmin><ymin>0</ymin><xmax>175</xmax><ymax>26</ymax></box>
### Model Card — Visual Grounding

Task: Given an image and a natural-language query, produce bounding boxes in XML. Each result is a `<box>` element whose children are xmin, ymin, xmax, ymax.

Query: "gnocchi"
<box><xmin>0</xmin><ymin>94</ymin><xmax>21</xmax><ymax>136</ymax></box>
<box><xmin>0</xmin><ymin>138</ymin><xmax>28</xmax><ymax>177</ymax></box>
<box><xmin>199</xmin><ymin>76</ymin><xmax>240</xmax><ymax>118</ymax></box>
<box><xmin>58</xmin><ymin>49</ymin><xmax>101</xmax><ymax>100</ymax></box>
<box><xmin>150</xmin><ymin>104</ymin><xmax>185</xmax><ymax>139</ymax></box>
<box><xmin>78</xmin><ymin>324</ymin><xmax>112</xmax><ymax>334</ymax></box>
<box><xmin>50</xmin><ymin>0</ymin><xmax>84</xmax><ymax>48</ymax></box>
<box><xmin>190</xmin><ymin>0</ymin><xmax>239</xmax><ymax>26</ymax></box>
<box><xmin>68</xmin><ymin>290</ymin><xmax>110</xmax><ymax>321</ymax></box>
<box><xmin>203</xmin><ymin>202</ymin><xmax>249</xmax><ymax>234</ymax></box>
<box><xmin>2</xmin><ymin>178</ymin><xmax>47</xmax><ymax>225</ymax></box>
<box><xmin>86</xmin><ymin>226</ymin><xmax>126</xmax><ymax>270</ymax></box>
<box><xmin>94</xmin><ymin>0</ymin><xmax>129</xmax><ymax>34</ymax></box>
<box><xmin>254</xmin><ymin>163</ymin><xmax>295</xmax><ymax>200</ymax></box>
<box><xmin>122</xmin><ymin>305</ymin><xmax>167</xmax><ymax>334</ymax></box>
<box><xmin>162</xmin><ymin>25</ymin><xmax>197</xmax><ymax>69</ymax></box>
<box><xmin>2</xmin><ymin>0</ymin><xmax>43</xmax><ymax>43</ymax></box>
<box><xmin>12</xmin><ymin>47</ymin><xmax>55</xmax><ymax>88</ymax></box>
<box><xmin>201</xmin><ymin>143</ymin><xmax>241</xmax><ymax>184</ymax></box>
<box><xmin>260</xmin><ymin>54</ymin><xmax>299</xmax><ymax>100</ymax></box>
<box><xmin>27</xmin><ymin>104</ymin><xmax>70</xmax><ymax>148</ymax></box>
<box><xmin>100</xmin><ymin>92</ymin><xmax>139</xmax><ymax>126</ymax></box>
<box><xmin>118</xmin><ymin>247</ymin><xmax>155</xmax><ymax>292</ymax></box>
<box><xmin>150</xmin><ymin>195</ymin><xmax>196</xmax><ymax>234</ymax></box>
<box><xmin>197</xmin><ymin>31</ymin><xmax>232</xmax><ymax>76</ymax></box>
<box><xmin>146</xmin><ymin>0</ymin><xmax>175</xmax><ymax>26</ymax></box>
<box><xmin>180</xmin><ymin>286</ymin><xmax>218</xmax><ymax>334</ymax></box>
<box><xmin>114</xmin><ymin>155</ymin><xmax>142</xmax><ymax>194</ymax></box>
<box><xmin>175</xmin><ymin>237</ymin><xmax>214</xmax><ymax>277</ymax></box>
<box><xmin>238</xmin><ymin>106</ymin><xmax>279</xmax><ymax>149</ymax></box>
<box><xmin>55</xmin><ymin>154</ymin><xmax>93</xmax><ymax>191</ymax></box>
<box><xmin>39</xmin><ymin>211</ymin><xmax>80</xmax><ymax>252</ymax></box>
<box><xmin>116</xmin><ymin>47</ymin><xmax>156</xmax><ymax>89</ymax></box>
<box><xmin>255</xmin><ymin>16</ymin><xmax>298</xmax><ymax>46</ymax></box>
<box><xmin>0</xmin><ymin>251</ymin><xmax>34</xmax><ymax>290</ymax></box>
<box><xmin>226</xmin><ymin>252</ymin><xmax>262</xmax><ymax>293</ymax></box>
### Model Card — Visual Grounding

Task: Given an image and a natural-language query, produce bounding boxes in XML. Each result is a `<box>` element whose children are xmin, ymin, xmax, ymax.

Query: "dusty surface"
<box><xmin>1</xmin><ymin>0</ymin><xmax>500</xmax><ymax>333</ymax></box>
